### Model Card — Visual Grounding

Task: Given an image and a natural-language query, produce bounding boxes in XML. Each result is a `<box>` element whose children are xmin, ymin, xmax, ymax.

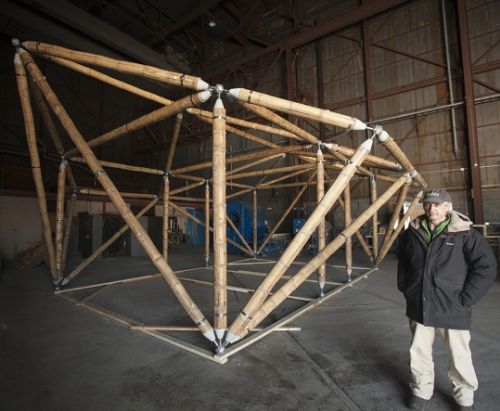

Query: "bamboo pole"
<box><xmin>205</xmin><ymin>181</ymin><xmax>210</xmax><ymax>265</ymax></box>
<box><xmin>212</xmin><ymin>97</ymin><xmax>227</xmax><ymax>340</ymax></box>
<box><xmin>169</xmin><ymin>196</ymin><xmax>205</xmax><ymax>202</ymax></box>
<box><xmin>227</xmin><ymin>188</ymin><xmax>254</xmax><ymax>200</ymax></box>
<box><xmin>20</xmin><ymin>50</ymin><xmax>217</xmax><ymax>344</ymax></box>
<box><xmin>132</xmin><ymin>325</ymin><xmax>301</xmax><ymax>332</ymax></box>
<box><xmin>229</xmin><ymin>88</ymin><xmax>367</xmax><ymax>130</ymax></box>
<box><xmin>343</xmin><ymin>183</ymin><xmax>353</xmax><ymax>281</ymax></box>
<box><xmin>30</xmin><ymin>84</ymin><xmax>77</xmax><ymax>190</ymax></box>
<box><xmin>257</xmin><ymin>168</ymin><xmax>312</xmax><ymax>188</ymax></box>
<box><xmin>14</xmin><ymin>52</ymin><xmax>57</xmax><ymax>281</ymax></box>
<box><xmin>162</xmin><ymin>175</ymin><xmax>169</xmax><ymax>260</ymax></box>
<box><xmin>377</xmin><ymin>191</ymin><xmax>423</xmax><ymax>264</ymax></box>
<box><xmin>187</xmin><ymin>108</ymin><xmax>302</xmax><ymax>141</ymax></box>
<box><xmin>166</xmin><ymin>113</ymin><xmax>183</xmax><ymax>171</ymax></box>
<box><xmin>70</xmin><ymin>157</ymin><xmax>164</xmax><ymax>175</ymax></box>
<box><xmin>244</xmin><ymin>175</ymin><xmax>410</xmax><ymax>336</ymax></box>
<box><xmin>228</xmin><ymin>164</ymin><xmax>313</xmax><ymax>180</ymax></box>
<box><xmin>370</xmin><ymin>177</ymin><xmax>379</xmax><ymax>260</ymax></box>
<box><xmin>226</xmin><ymin>214</ymin><xmax>253</xmax><ymax>256</ymax></box>
<box><xmin>66</xmin><ymin>198</ymin><xmax>159</xmax><ymax>282</ymax></box>
<box><xmin>375</xmin><ymin>127</ymin><xmax>427</xmax><ymax>187</ymax></box>
<box><xmin>226</xmin><ymin>153</ymin><xmax>283</xmax><ymax>176</ymax></box>
<box><xmin>170</xmin><ymin>181</ymin><xmax>205</xmax><ymax>195</ymax></box>
<box><xmin>226</xmin><ymin>182</ymin><xmax>253</xmax><ymax>189</ymax></box>
<box><xmin>169</xmin><ymin>173</ymin><xmax>206</xmax><ymax>182</ymax></box>
<box><xmin>22</xmin><ymin>41</ymin><xmax>210</xmax><ymax>91</ymax></box>
<box><xmin>66</xmin><ymin>91</ymin><xmax>209</xmax><ymax>157</ymax></box>
<box><xmin>55</xmin><ymin>160</ymin><xmax>67</xmax><ymax>279</ymax></box>
<box><xmin>377</xmin><ymin>182</ymin><xmax>411</xmax><ymax>264</ymax></box>
<box><xmin>257</xmin><ymin>173</ymin><xmax>316</xmax><ymax>255</ymax></box>
<box><xmin>172</xmin><ymin>145</ymin><xmax>306</xmax><ymax>175</ymax></box>
<box><xmin>169</xmin><ymin>201</ymin><xmax>253</xmax><ymax>257</ymax></box>
<box><xmin>40</xmin><ymin>54</ymin><xmax>173</xmax><ymax>105</ymax></box>
<box><xmin>241</xmin><ymin>101</ymin><xmax>399</xmax><ymax>171</ymax></box>
<box><xmin>61</xmin><ymin>192</ymin><xmax>77</xmax><ymax>271</ymax></box>
<box><xmin>78</xmin><ymin>188</ymin><xmax>156</xmax><ymax>199</ymax></box>
<box><xmin>253</xmin><ymin>189</ymin><xmax>258</xmax><ymax>255</ymax></box>
<box><xmin>316</xmin><ymin>148</ymin><xmax>326</xmax><ymax>296</ymax></box>
<box><xmin>221</xmin><ymin>138</ymin><xmax>374</xmax><ymax>349</ymax></box>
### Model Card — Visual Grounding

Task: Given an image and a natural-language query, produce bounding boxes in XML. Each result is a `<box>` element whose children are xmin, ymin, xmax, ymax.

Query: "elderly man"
<box><xmin>397</xmin><ymin>189</ymin><xmax>496</xmax><ymax>411</ymax></box>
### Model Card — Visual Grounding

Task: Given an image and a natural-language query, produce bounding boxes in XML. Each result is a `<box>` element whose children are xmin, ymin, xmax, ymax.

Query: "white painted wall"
<box><xmin>0</xmin><ymin>196</ymin><xmax>42</xmax><ymax>259</ymax></box>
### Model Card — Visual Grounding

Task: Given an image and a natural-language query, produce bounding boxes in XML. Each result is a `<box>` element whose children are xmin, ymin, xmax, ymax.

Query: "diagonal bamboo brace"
<box><xmin>14</xmin><ymin>52</ymin><xmax>57</xmax><ymax>280</ymax></box>
<box><xmin>244</xmin><ymin>175</ymin><xmax>411</xmax><ymax>335</ymax></box>
<box><xmin>22</xmin><ymin>41</ymin><xmax>210</xmax><ymax>91</ymax></box>
<box><xmin>19</xmin><ymin>48</ymin><xmax>217</xmax><ymax>344</ymax></box>
<box><xmin>221</xmin><ymin>138</ymin><xmax>374</xmax><ymax>349</ymax></box>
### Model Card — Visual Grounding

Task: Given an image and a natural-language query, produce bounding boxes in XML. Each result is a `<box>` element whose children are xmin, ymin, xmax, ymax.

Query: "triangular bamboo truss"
<box><xmin>12</xmin><ymin>39</ymin><xmax>427</xmax><ymax>363</ymax></box>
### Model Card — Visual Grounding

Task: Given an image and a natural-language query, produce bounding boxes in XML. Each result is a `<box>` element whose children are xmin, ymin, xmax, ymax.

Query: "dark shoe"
<box><xmin>408</xmin><ymin>395</ymin><xmax>428</xmax><ymax>410</ymax></box>
<box><xmin>458</xmin><ymin>405</ymin><xmax>474</xmax><ymax>411</ymax></box>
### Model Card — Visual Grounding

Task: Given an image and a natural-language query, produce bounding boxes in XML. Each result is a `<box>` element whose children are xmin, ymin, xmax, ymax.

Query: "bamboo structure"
<box><xmin>14</xmin><ymin>40</ymin><xmax>428</xmax><ymax>361</ymax></box>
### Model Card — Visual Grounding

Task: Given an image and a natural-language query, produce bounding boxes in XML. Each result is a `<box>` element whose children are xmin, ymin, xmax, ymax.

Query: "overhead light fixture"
<box><xmin>208</xmin><ymin>19</ymin><xmax>216</xmax><ymax>28</ymax></box>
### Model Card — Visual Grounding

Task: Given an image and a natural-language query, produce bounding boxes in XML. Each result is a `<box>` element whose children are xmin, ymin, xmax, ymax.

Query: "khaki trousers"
<box><xmin>409</xmin><ymin>320</ymin><xmax>478</xmax><ymax>407</ymax></box>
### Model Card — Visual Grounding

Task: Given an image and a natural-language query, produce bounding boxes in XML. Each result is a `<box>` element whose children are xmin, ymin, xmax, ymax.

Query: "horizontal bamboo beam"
<box><xmin>71</xmin><ymin>157</ymin><xmax>164</xmax><ymax>175</ymax></box>
<box><xmin>78</xmin><ymin>188</ymin><xmax>156</xmax><ymax>199</ymax></box>
<box><xmin>227</xmin><ymin>153</ymin><xmax>284</xmax><ymax>176</ymax></box>
<box><xmin>22</xmin><ymin>41</ymin><xmax>210</xmax><ymax>90</ymax></box>
<box><xmin>131</xmin><ymin>325</ymin><xmax>302</xmax><ymax>332</ymax></box>
<box><xmin>170</xmin><ymin>181</ymin><xmax>205</xmax><ymax>195</ymax></box>
<box><xmin>228</xmin><ymin>164</ymin><xmax>314</xmax><ymax>180</ymax></box>
<box><xmin>230</xmin><ymin>88</ymin><xmax>367</xmax><ymax>130</ymax></box>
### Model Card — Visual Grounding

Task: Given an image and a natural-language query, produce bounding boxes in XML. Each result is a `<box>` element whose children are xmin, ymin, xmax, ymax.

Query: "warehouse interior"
<box><xmin>1</xmin><ymin>0</ymin><xmax>499</xmax><ymax>410</ymax></box>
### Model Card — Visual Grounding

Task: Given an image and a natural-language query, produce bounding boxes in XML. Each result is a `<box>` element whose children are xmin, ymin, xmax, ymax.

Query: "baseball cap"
<box><xmin>422</xmin><ymin>189</ymin><xmax>452</xmax><ymax>204</ymax></box>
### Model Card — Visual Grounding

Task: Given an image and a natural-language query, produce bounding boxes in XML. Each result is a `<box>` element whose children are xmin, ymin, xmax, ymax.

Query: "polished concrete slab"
<box><xmin>1</xmin><ymin>246</ymin><xmax>499</xmax><ymax>410</ymax></box>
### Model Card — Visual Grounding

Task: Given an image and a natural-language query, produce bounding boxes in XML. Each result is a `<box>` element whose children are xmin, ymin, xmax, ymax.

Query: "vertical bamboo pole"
<box><xmin>377</xmin><ymin>191</ymin><xmax>422</xmax><ymax>264</ymax></box>
<box><xmin>55</xmin><ymin>160</ymin><xmax>67</xmax><ymax>280</ymax></box>
<box><xmin>19</xmin><ymin>49</ymin><xmax>216</xmax><ymax>344</ymax></box>
<box><xmin>377</xmin><ymin>182</ymin><xmax>411</xmax><ymax>264</ymax></box>
<box><xmin>14</xmin><ymin>52</ymin><xmax>57</xmax><ymax>281</ymax></box>
<box><xmin>221</xmin><ymin>138</ymin><xmax>373</xmax><ymax>349</ymax></box>
<box><xmin>244</xmin><ymin>175</ymin><xmax>410</xmax><ymax>335</ymax></box>
<box><xmin>205</xmin><ymin>180</ymin><xmax>210</xmax><ymax>266</ymax></box>
<box><xmin>212</xmin><ymin>96</ymin><xmax>227</xmax><ymax>341</ymax></box>
<box><xmin>253</xmin><ymin>189</ymin><xmax>258</xmax><ymax>256</ymax></box>
<box><xmin>61</xmin><ymin>192</ymin><xmax>77</xmax><ymax>272</ymax></box>
<box><xmin>162</xmin><ymin>175</ymin><xmax>170</xmax><ymax>260</ymax></box>
<box><xmin>370</xmin><ymin>177</ymin><xmax>379</xmax><ymax>260</ymax></box>
<box><xmin>344</xmin><ymin>183</ymin><xmax>353</xmax><ymax>281</ymax></box>
<box><xmin>166</xmin><ymin>113</ymin><xmax>183</xmax><ymax>171</ymax></box>
<box><xmin>316</xmin><ymin>148</ymin><xmax>326</xmax><ymax>296</ymax></box>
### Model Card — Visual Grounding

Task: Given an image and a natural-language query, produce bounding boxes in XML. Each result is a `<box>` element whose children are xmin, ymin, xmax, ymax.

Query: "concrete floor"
<box><xmin>1</xmin><ymin>246</ymin><xmax>499</xmax><ymax>411</ymax></box>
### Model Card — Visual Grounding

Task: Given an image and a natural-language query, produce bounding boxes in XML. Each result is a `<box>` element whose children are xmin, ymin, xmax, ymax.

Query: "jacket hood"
<box><xmin>410</xmin><ymin>210</ymin><xmax>472</xmax><ymax>233</ymax></box>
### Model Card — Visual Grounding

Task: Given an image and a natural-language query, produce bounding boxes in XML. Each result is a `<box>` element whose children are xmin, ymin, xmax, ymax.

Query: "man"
<box><xmin>397</xmin><ymin>189</ymin><xmax>496</xmax><ymax>411</ymax></box>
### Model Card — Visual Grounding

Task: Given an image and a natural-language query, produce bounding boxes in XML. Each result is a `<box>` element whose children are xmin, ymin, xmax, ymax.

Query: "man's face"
<box><xmin>423</xmin><ymin>201</ymin><xmax>450</xmax><ymax>226</ymax></box>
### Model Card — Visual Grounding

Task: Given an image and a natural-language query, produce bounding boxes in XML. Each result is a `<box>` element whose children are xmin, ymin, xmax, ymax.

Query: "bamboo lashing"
<box><xmin>221</xmin><ymin>138</ymin><xmax>374</xmax><ymax>349</ymax></box>
<box><xmin>41</xmin><ymin>54</ymin><xmax>173</xmax><ymax>106</ymax></box>
<box><xmin>55</xmin><ymin>160</ymin><xmax>67</xmax><ymax>279</ymax></box>
<box><xmin>66</xmin><ymin>198</ymin><xmax>159</xmax><ymax>282</ymax></box>
<box><xmin>377</xmin><ymin>191</ymin><xmax>423</xmax><ymax>264</ymax></box>
<box><xmin>166</xmin><ymin>113</ymin><xmax>183</xmax><ymax>171</ymax></box>
<box><xmin>256</xmin><ymin>173</ymin><xmax>316</xmax><ymax>255</ymax></box>
<box><xmin>344</xmin><ymin>183</ymin><xmax>353</xmax><ymax>281</ymax></box>
<box><xmin>162</xmin><ymin>176</ymin><xmax>169</xmax><ymax>260</ymax></box>
<box><xmin>22</xmin><ymin>41</ymin><xmax>210</xmax><ymax>91</ymax></box>
<box><xmin>375</xmin><ymin>126</ymin><xmax>427</xmax><ymax>188</ymax></box>
<box><xmin>229</xmin><ymin>88</ymin><xmax>367</xmax><ymax>130</ymax></box>
<box><xmin>212</xmin><ymin>96</ymin><xmax>228</xmax><ymax>340</ymax></box>
<box><xmin>243</xmin><ymin>175</ymin><xmax>410</xmax><ymax>336</ymax></box>
<box><xmin>316</xmin><ymin>148</ymin><xmax>326</xmax><ymax>296</ymax></box>
<box><xmin>19</xmin><ymin>49</ymin><xmax>217</xmax><ymax>344</ymax></box>
<box><xmin>377</xmin><ymin>182</ymin><xmax>411</xmax><ymax>264</ymax></box>
<box><xmin>66</xmin><ymin>91</ymin><xmax>210</xmax><ymax>157</ymax></box>
<box><xmin>14</xmin><ymin>52</ymin><xmax>57</xmax><ymax>281</ymax></box>
<box><xmin>205</xmin><ymin>181</ymin><xmax>210</xmax><ymax>265</ymax></box>
<box><xmin>370</xmin><ymin>177</ymin><xmax>379</xmax><ymax>259</ymax></box>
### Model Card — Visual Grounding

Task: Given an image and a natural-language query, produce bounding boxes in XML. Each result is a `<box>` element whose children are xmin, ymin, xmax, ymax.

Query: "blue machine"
<box><xmin>185</xmin><ymin>208</ymin><xmax>206</xmax><ymax>246</ymax></box>
<box><xmin>292</xmin><ymin>218</ymin><xmax>305</xmax><ymax>235</ymax></box>
<box><xmin>226</xmin><ymin>200</ymin><xmax>266</xmax><ymax>254</ymax></box>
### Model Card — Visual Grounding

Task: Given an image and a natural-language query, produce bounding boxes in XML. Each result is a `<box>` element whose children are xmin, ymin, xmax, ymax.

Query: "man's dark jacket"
<box><xmin>397</xmin><ymin>210</ymin><xmax>496</xmax><ymax>330</ymax></box>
